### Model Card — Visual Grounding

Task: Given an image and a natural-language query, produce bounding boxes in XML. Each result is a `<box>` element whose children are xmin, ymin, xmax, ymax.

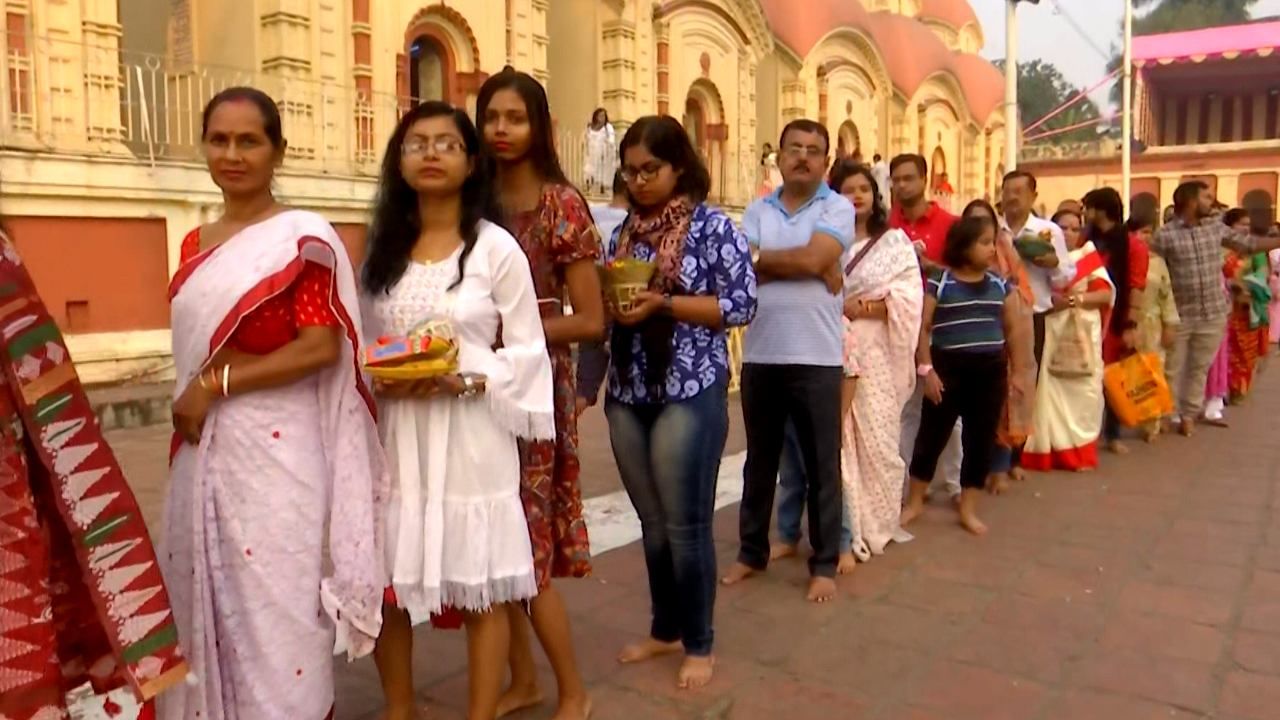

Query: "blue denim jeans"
<box><xmin>775</xmin><ymin>419</ymin><xmax>852</xmax><ymax>552</ymax></box>
<box><xmin>604</xmin><ymin>381</ymin><xmax>728</xmax><ymax>656</ymax></box>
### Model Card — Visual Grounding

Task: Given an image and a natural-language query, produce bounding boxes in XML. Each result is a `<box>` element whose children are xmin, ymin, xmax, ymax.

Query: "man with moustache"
<box><xmin>723</xmin><ymin>119</ymin><xmax>853</xmax><ymax>603</ymax></box>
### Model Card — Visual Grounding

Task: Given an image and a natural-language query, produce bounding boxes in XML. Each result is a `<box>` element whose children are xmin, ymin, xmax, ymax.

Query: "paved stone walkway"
<box><xmin>96</xmin><ymin>370</ymin><xmax>1280</xmax><ymax>719</ymax></box>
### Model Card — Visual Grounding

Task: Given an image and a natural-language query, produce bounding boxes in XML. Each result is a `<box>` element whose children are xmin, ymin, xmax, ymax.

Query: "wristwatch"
<box><xmin>461</xmin><ymin>374</ymin><xmax>478</xmax><ymax>398</ymax></box>
<box><xmin>916</xmin><ymin>364</ymin><xmax>934</xmax><ymax>378</ymax></box>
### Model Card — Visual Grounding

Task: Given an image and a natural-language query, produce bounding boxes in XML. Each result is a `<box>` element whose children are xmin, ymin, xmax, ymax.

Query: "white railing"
<box><xmin>3</xmin><ymin>32</ymin><xmax>769</xmax><ymax>210</ymax></box>
<box><xmin>2</xmin><ymin>32</ymin><xmax>405</xmax><ymax>176</ymax></box>
<box><xmin>555</xmin><ymin>125</ymin><xmax>763</xmax><ymax>210</ymax></box>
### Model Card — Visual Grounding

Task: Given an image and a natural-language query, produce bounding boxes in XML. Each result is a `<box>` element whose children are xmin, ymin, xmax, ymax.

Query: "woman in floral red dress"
<box><xmin>478</xmin><ymin>68</ymin><xmax>605</xmax><ymax>720</ymax></box>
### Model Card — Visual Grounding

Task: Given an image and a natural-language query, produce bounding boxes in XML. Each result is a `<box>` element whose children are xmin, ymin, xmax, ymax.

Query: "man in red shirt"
<box><xmin>887</xmin><ymin>153</ymin><xmax>962</xmax><ymax>504</ymax></box>
<box><xmin>888</xmin><ymin>153</ymin><xmax>957</xmax><ymax>274</ymax></box>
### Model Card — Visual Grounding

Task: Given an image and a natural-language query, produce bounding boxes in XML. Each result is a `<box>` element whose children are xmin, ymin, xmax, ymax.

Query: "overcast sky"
<box><xmin>971</xmin><ymin>0</ymin><xmax>1280</xmax><ymax>112</ymax></box>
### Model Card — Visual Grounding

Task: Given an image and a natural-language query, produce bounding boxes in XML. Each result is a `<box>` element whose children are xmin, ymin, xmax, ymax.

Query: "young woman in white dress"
<box><xmin>585</xmin><ymin>107</ymin><xmax>617</xmax><ymax>194</ymax></box>
<box><xmin>362</xmin><ymin>101</ymin><xmax>555</xmax><ymax>720</ymax></box>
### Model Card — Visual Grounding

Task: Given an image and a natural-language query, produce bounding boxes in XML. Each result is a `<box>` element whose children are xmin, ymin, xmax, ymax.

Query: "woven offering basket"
<box><xmin>364</xmin><ymin>318</ymin><xmax>459</xmax><ymax>380</ymax></box>
<box><xmin>601</xmin><ymin>259</ymin><xmax>656</xmax><ymax>313</ymax></box>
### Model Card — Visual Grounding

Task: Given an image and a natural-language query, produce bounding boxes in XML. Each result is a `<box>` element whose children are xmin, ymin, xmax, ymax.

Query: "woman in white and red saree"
<box><xmin>1021</xmin><ymin>210</ymin><xmax>1115</xmax><ymax>473</ymax></box>
<box><xmin>158</xmin><ymin>88</ymin><xmax>387</xmax><ymax>720</ymax></box>
<box><xmin>0</xmin><ymin>226</ymin><xmax>188</xmax><ymax>720</ymax></box>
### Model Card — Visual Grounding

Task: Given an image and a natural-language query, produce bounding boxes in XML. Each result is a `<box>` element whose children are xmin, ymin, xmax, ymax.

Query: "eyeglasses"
<box><xmin>783</xmin><ymin>144</ymin><xmax>825</xmax><ymax>159</ymax></box>
<box><xmin>402</xmin><ymin>137</ymin><xmax>465</xmax><ymax>157</ymax></box>
<box><xmin>620</xmin><ymin>162</ymin><xmax>666</xmax><ymax>183</ymax></box>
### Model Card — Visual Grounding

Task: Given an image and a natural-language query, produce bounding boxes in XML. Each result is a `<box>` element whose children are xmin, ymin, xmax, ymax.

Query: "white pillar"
<box><xmin>1004</xmin><ymin>0</ymin><xmax>1019</xmax><ymax>172</ymax></box>
<box><xmin>1121</xmin><ymin>0</ymin><xmax>1134</xmax><ymax>204</ymax></box>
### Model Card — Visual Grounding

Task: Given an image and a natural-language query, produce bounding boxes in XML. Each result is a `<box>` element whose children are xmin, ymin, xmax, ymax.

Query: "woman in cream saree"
<box><xmin>1021</xmin><ymin>212</ymin><xmax>1115</xmax><ymax>473</ymax></box>
<box><xmin>831</xmin><ymin>162</ymin><xmax>921</xmax><ymax>561</ymax></box>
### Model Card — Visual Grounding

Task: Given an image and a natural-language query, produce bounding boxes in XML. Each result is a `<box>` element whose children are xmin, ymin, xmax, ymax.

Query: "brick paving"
<box><xmin>101</xmin><ymin>371</ymin><xmax>1280</xmax><ymax>719</ymax></box>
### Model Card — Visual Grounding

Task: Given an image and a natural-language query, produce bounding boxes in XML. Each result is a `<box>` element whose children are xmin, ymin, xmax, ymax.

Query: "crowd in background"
<box><xmin>6</xmin><ymin>65</ymin><xmax>1280</xmax><ymax>720</ymax></box>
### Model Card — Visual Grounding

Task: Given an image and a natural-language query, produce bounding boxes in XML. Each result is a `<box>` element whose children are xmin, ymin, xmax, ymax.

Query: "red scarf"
<box><xmin>0</xmin><ymin>234</ymin><xmax>187</xmax><ymax>718</ymax></box>
<box><xmin>615</xmin><ymin>196</ymin><xmax>694</xmax><ymax>292</ymax></box>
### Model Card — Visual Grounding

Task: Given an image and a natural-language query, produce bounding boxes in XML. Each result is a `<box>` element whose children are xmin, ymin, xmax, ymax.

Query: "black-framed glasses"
<box><xmin>620</xmin><ymin>162</ymin><xmax>667</xmax><ymax>183</ymax></box>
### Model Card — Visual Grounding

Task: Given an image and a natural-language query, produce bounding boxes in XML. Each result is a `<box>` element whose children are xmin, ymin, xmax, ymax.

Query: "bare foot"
<box><xmin>958</xmin><ymin>510</ymin><xmax>988</xmax><ymax>536</ymax></box>
<box><xmin>950</xmin><ymin>494</ymin><xmax>963</xmax><ymax>509</ymax></box>
<box><xmin>720</xmin><ymin>562</ymin><xmax>758</xmax><ymax>586</ymax></box>
<box><xmin>837</xmin><ymin>551</ymin><xmax>857</xmax><ymax>575</ymax></box>
<box><xmin>1075</xmin><ymin>466</ymin><xmax>1096</xmax><ymax>473</ymax></box>
<box><xmin>1179</xmin><ymin>417</ymin><xmax>1195</xmax><ymax>437</ymax></box>
<box><xmin>987</xmin><ymin>473</ymin><xmax>1010</xmax><ymax>496</ymax></box>
<box><xmin>807</xmin><ymin>576</ymin><xmax>837</xmax><ymax>603</ymax></box>
<box><xmin>550</xmin><ymin>694</ymin><xmax>593</xmax><ymax>720</ymax></box>
<box><xmin>900</xmin><ymin>500</ymin><xmax>925</xmax><ymax>527</ymax></box>
<box><xmin>495</xmin><ymin>684</ymin><xmax>543</xmax><ymax>718</ymax></box>
<box><xmin>1107</xmin><ymin>440</ymin><xmax>1129</xmax><ymax>455</ymax></box>
<box><xmin>769</xmin><ymin>542</ymin><xmax>798</xmax><ymax>561</ymax></box>
<box><xmin>677</xmin><ymin>655</ymin><xmax>715</xmax><ymax>690</ymax></box>
<box><xmin>1143</xmin><ymin>427</ymin><xmax>1159</xmax><ymax>443</ymax></box>
<box><xmin>1010</xmin><ymin>467</ymin><xmax>1027</xmax><ymax>482</ymax></box>
<box><xmin>617</xmin><ymin>637</ymin><xmax>681</xmax><ymax>664</ymax></box>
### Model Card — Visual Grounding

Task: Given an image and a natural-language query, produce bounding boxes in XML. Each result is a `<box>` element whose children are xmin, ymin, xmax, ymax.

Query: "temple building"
<box><xmin>1022</xmin><ymin>20</ymin><xmax>1280</xmax><ymax>225</ymax></box>
<box><xmin>0</xmin><ymin>0</ymin><xmax>1002</xmax><ymax>382</ymax></box>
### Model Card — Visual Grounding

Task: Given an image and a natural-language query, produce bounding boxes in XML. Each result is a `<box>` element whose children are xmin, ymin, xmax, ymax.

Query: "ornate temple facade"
<box><xmin>0</xmin><ymin>0</ymin><xmax>1003</xmax><ymax>381</ymax></box>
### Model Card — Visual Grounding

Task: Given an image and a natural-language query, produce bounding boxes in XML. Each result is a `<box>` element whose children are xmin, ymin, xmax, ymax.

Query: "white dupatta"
<box><xmin>167</xmin><ymin>210</ymin><xmax>388</xmax><ymax>660</ymax></box>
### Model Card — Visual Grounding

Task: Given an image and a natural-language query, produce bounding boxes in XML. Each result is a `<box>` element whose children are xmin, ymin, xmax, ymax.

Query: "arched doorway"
<box><xmin>930</xmin><ymin>146</ymin><xmax>947</xmax><ymax>191</ymax></box>
<box><xmin>408</xmin><ymin>35</ymin><xmax>449</xmax><ymax>103</ymax></box>
<box><xmin>683</xmin><ymin>79</ymin><xmax>728</xmax><ymax>201</ymax></box>
<box><xmin>837</xmin><ymin>121</ymin><xmax>860</xmax><ymax>161</ymax></box>
<box><xmin>400</xmin><ymin>6</ymin><xmax>487</xmax><ymax>115</ymax></box>
<box><xmin>1243</xmin><ymin>189</ymin><xmax>1275</xmax><ymax>230</ymax></box>
<box><xmin>683</xmin><ymin>95</ymin><xmax>707</xmax><ymax>158</ymax></box>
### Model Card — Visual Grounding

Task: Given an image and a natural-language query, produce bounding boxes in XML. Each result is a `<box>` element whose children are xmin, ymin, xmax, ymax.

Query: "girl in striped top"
<box><xmin>901</xmin><ymin>216</ymin><xmax>1031</xmax><ymax>535</ymax></box>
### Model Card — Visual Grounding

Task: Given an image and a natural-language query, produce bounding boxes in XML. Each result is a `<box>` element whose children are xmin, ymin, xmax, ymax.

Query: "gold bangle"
<box><xmin>221</xmin><ymin>364</ymin><xmax>231</xmax><ymax>397</ymax></box>
<box><xmin>198</xmin><ymin>368</ymin><xmax>215</xmax><ymax>392</ymax></box>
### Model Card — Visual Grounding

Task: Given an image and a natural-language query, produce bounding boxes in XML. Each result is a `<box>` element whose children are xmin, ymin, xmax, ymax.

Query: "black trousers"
<box><xmin>738</xmin><ymin>363</ymin><xmax>843</xmax><ymax>578</ymax></box>
<box><xmin>1033</xmin><ymin>311</ymin><xmax>1049</xmax><ymax>367</ymax></box>
<box><xmin>910</xmin><ymin>349</ymin><xmax>1007</xmax><ymax>490</ymax></box>
<box><xmin>1102</xmin><ymin>406</ymin><xmax>1122</xmax><ymax>441</ymax></box>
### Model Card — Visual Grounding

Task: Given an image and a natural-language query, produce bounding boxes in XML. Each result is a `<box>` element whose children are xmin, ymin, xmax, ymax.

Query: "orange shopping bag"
<box><xmin>1103</xmin><ymin>352</ymin><xmax>1174</xmax><ymax>426</ymax></box>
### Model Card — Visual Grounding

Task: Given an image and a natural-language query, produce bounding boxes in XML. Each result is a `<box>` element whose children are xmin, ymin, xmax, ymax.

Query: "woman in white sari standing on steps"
<box><xmin>161</xmin><ymin>87</ymin><xmax>388</xmax><ymax>719</ymax></box>
<box><xmin>829</xmin><ymin>160</ymin><xmax>922</xmax><ymax>561</ymax></box>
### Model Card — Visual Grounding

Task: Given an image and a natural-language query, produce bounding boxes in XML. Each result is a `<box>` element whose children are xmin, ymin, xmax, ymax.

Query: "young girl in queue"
<box><xmin>902</xmin><ymin>216</ymin><xmax>1031</xmax><ymax>535</ymax></box>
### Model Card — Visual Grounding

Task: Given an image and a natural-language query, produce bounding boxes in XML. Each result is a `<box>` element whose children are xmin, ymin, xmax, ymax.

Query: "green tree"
<box><xmin>993</xmin><ymin>58</ymin><xmax>1104</xmax><ymax>144</ymax></box>
<box><xmin>1108</xmin><ymin>0</ymin><xmax>1259</xmax><ymax>101</ymax></box>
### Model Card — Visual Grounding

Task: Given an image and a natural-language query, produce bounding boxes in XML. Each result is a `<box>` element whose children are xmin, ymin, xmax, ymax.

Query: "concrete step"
<box><xmin>86</xmin><ymin>382</ymin><xmax>171</xmax><ymax>431</ymax></box>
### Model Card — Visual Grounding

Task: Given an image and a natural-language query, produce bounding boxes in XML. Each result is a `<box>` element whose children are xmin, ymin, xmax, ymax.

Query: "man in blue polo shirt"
<box><xmin>722</xmin><ymin>119</ymin><xmax>854</xmax><ymax>603</ymax></box>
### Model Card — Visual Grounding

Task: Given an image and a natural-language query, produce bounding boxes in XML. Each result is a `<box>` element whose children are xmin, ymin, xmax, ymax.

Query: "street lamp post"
<box><xmin>1121</xmin><ymin>0</ymin><xmax>1134</xmax><ymax>205</ymax></box>
<box><xmin>1004</xmin><ymin>0</ymin><xmax>1020</xmax><ymax>172</ymax></box>
<box><xmin>1004</xmin><ymin>0</ymin><xmax>1041</xmax><ymax>173</ymax></box>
